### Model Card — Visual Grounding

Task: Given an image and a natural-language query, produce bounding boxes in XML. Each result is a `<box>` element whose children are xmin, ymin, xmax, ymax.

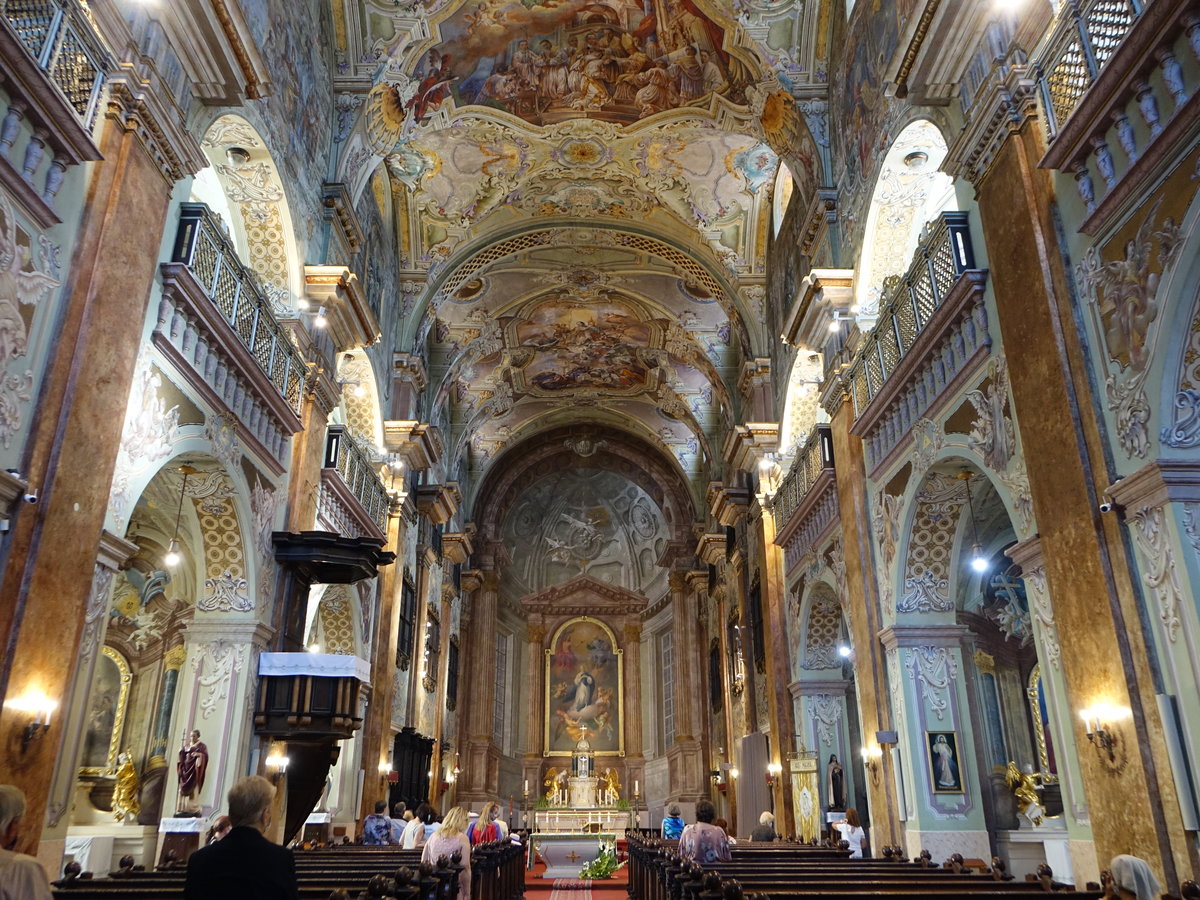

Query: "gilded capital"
<box><xmin>483</xmin><ymin>570</ymin><xmax>502</xmax><ymax>592</ymax></box>
<box><xmin>527</xmin><ymin>624</ymin><xmax>546</xmax><ymax>644</ymax></box>
<box><xmin>668</xmin><ymin>571</ymin><xmax>688</xmax><ymax>593</ymax></box>
<box><xmin>163</xmin><ymin>644</ymin><xmax>187</xmax><ymax>671</ymax></box>
<box><xmin>624</xmin><ymin>623</ymin><xmax>642</xmax><ymax>644</ymax></box>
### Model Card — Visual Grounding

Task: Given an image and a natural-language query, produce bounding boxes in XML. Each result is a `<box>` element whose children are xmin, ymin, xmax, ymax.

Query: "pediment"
<box><xmin>520</xmin><ymin>573</ymin><xmax>649</xmax><ymax>617</ymax></box>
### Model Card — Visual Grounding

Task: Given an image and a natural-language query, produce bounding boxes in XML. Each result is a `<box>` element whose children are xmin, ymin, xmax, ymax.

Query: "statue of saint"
<box><xmin>826</xmin><ymin>754</ymin><xmax>846</xmax><ymax>811</ymax></box>
<box><xmin>176</xmin><ymin>729</ymin><xmax>208</xmax><ymax>815</ymax></box>
<box><xmin>112</xmin><ymin>751</ymin><xmax>140</xmax><ymax>822</ymax></box>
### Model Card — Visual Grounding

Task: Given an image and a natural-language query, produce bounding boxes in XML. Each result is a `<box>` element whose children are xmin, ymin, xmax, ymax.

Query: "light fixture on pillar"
<box><xmin>957</xmin><ymin>468</ymin><xmax>989</xmax><ymax>574</ymax></box>
<box><xmin>766</xmin><ymin>762</ymin><xmax>782</xmax><ymax>788</ymax></box>
<box><xmin>1079</xmin><ymin>704</ymin><xmax>1129</xmax><ymax>771</ymax></box>
<box><xmin>837</xmin><ymin>644</ymin><xmax>852</xmax><ymax>659</ymax></box>
<box><xmin>4</xmin><ymin>693</ymin><xmax>58</xmax><ymax>751</ymax></box>
<box><xmin>163</xmin><ymin>465</ymin><xmax>197</xmax><ymax>568</ymax></box>
<box><xmin>265</xmin><ymin>748</ymin><xmax>290</xmax><ymax>782</ymax></box>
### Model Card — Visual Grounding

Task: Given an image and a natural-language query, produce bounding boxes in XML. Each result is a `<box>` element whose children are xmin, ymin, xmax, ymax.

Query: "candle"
<box><xmin>634</xmin><ymin>779</ymin><xmax>639</xmax><ymax>795</ymax></box>
<box><xmin>524</xmin><ymin>779</ymin><xmax>529</xmax><ymax>793</ymax></box>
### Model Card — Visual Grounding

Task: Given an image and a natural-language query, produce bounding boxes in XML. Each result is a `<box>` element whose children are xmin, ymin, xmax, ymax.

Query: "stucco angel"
<box><xmin>0</xmin><ymin>198</ymin><xmax>60</xmax><ymax>368</ymax></box>
<box><xmin>543</xmin><ymin>766</ymin><xmax>567</xmax><ymax>800</ymax></box>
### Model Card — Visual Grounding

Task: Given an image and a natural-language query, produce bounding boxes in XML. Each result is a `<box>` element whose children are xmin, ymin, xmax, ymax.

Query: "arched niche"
<box><xmin>778</xmin><ymin>349</ymin><xmax>825</xmax><ymax>457</ymax></box>
<box><xmin>335</xmin><ymin>349</ymin><xmax>386</xmax><ymax>451</ymax></box>
<box><xmin>193</xmin><ymin>114</ymin><xmax>304</xmax><ymax>309</ymax></box>
<box><xmin>854</xmin><ymin>119</ymin><xmax>958</xmax><ymax>316</ymax></box>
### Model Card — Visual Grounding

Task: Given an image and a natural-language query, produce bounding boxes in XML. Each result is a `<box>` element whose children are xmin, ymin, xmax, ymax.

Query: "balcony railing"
<box><xmin>847</xmin><ymin>212</ymin><xmax>976</xmax><ymax>416</ymax></box>
<box><xmin>3</xmin><ymin>0</ymin><xmax>108</xmax><ymax>130</ymax></box>
<box><xmin>774</xmin><ymin>424</ymin><xmax>834</xmax><ymax>529</ymax></box>
<box><xmin>324</xmin><ymin>425</ymin><xmax>389</xmax><ymax>534</ymax></box>
<box><xmin>171</xmin><ymin>203</ymin><xmax>306</xmax><ymax>415</ymax></box>
<box><xmin>1037</xmin><ymin>0</ymin><xmax>1142</xmax><ymax>140</ymax></box>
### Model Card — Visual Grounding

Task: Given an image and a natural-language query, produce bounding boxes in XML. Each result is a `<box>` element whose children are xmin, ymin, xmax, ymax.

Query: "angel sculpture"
<box><xmin>1005</xmin><ymin>761</ymin><xmax>1044</xmax><ymax>827</ymax></box>
<box><xmin>601</xmin><ymin>767</ymin><xmax>621</xmax><ymax>801</ymax></box>
<box><xmin>0</xmin><ymin>196</ymin><xmax>60</xmax><ymax>371</ymax></box>
<box><xmin>544</xmin><ymin>766</ymin><xmax>567</xmax><ymax>801</ymax></box>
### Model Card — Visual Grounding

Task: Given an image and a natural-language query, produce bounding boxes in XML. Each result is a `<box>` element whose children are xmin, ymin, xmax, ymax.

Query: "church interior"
<box><xmin>1</xmin><ymin>0</ymin><xmax>1199</xmax><ymax>893</ymax></box>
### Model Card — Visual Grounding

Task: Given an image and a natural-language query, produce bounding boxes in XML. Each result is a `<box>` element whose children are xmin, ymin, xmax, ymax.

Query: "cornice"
<box><xmin>781</xmin><ymin>268</ymin><xmax>855</xmax><ymax>350</ymax></box>
<box><xmin>105</xmin><ymin>74</ymin><xmax>207</xmax><ymax>183</ymax></box>
<box><xmin>944</xmin><ymin>59</ymin><xmax>1039</xmax><ymax>184</ymax></box>
<box><xmin>1109</xmin><ymin>459</ymin><xmax>1200</xmax><ymax>510</ymax></box>
<box><xmin>878</xmin><ymin>623</ymin><xmax>971</xmax><ymax>650</ymax></box>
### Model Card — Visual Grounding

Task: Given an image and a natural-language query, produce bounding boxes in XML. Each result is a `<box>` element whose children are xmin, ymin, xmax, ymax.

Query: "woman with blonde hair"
<box><xmin>421</xmin><ymin>806</ymin><xmax>471</xmax><ymax>900</ymax></box>
<box><xmin>467</xmin><ymin>801</ymin><xmax>501</xmax><ymax>845</ymax></box>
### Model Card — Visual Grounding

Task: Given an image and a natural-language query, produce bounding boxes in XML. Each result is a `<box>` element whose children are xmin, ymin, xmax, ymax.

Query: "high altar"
<box><xmin>530</xmin><ymin>735</ymin><xmax>634</xmax><ymax>876</ymax></box>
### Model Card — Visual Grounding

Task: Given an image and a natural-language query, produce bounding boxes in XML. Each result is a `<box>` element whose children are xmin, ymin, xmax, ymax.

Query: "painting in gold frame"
<box><xmin>79</xmin><ymin>646</ymin><xmax>132</xmax><ymax>775</ymax></box>
<box><xmin>544</xmin><ymin>617</ymin><xmax>623</xmax><ymax>756</ymax></box>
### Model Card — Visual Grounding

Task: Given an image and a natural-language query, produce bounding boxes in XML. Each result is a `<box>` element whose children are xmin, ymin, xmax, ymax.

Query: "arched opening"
<box><xmin>854</xmin><ymin>120</ymin><xmax>958</xmax><ymax>317</ymax></box>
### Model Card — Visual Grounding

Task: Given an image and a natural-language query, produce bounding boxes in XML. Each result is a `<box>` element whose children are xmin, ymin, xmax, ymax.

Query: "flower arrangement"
<box><xmin>579</xmin><ymin>846</ymin><xmax>625</xmax><ymax>879</ymax></box>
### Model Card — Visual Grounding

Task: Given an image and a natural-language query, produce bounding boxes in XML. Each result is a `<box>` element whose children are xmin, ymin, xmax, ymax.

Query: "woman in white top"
<box><xmin>832</xmin><ymin>808</ymin><xmax>865</xmax><ymax>858</ymax></box>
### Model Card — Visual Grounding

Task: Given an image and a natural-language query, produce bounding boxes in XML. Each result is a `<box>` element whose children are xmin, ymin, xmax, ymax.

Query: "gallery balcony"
<box><xmin>1036</xmin><ymin>0</ymin><xmax>1199</xmax><ymax>233</ymax></box>
<box><xmin>0</xmin><ymin>0</ymin><xmax>109</xmax><ymax>226</ymax></box>
<box><xmin>842</xmin><ymin>212</ymin><xmax>989</xmax><ymax>473</ymax></box>
<box><xmin>319</xmin><ymin>425</ymin><xmax>390</xmax><ymax>540</ymax></box>
<box><xmin>157</xmin><ymin>203</ymin><xmax>306</xmax><ymax>472</ymax></box>
<box><xmin>773</xmin><ymin>424</ymin><xmax>837</xmax><ymax>573</ymax></box>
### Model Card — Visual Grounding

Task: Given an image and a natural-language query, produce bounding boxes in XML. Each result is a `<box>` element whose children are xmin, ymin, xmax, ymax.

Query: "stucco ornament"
<box><xmin>109</xmin><ymin>356</ymin><xmax>182</xmax><ymax>529</ymax></box>
<box><xmin>905</xmin><ymin>645</ymin><xmax>958</xmax><ymax>721</ymax></box>
<box><xmin>966</xmin><ymin>356</ymin><xmax>1015</xmax><ymax>471</ymax></box>
<box><xmin>251</xmin><ymin>476</ymin><xmax>280</xmax><ymax>608</ymax></box>
<box><xmin>199</xmin><ymin>569</ymin><xmax>253</xmax><ymax>614</ymax></box>
<box><xmin>205</xmin><ymin>412</ymin><xmax>241</xmax><ymax>471</ymax></box>
<box><xmin>898</xmin><ymin>569</ymin><xmax>953</xmax><ymax>614</ymax></box>
<box><xmin>216</xmin><ymin>162</ymin><xmax>285</xmax><ymax>222</ymax></box>
<box><xmin>1075</xmin><ymin>198</ymin><xmax>1182</xmax><ymax>458</ymax></box>
<box><xmin>910</xmin><ymin>417</ymin><xmax>944</xmax><ymax>476</ymax></box>
<box><xmin>808</xmin><ymin>693</ymin><xmax>842</xmax><ymax>746</ymax></box>
<box><xmin>0</xmin><ymin>195</ymin><xmax>60</xmax><ymax>448</ymax></box>
<box><xmin>193</xmin><ymin>641</ymin><xmax>247</xmax><ymax>719</ymax></box>
<box><xmin>1020</xmin><ymin>566</ymin><xmax>1061</xmax><ymax>671</ymax></box>
<box><xmin>1127</xmin><ymin>503</ymin><xmax>1183</xmax><ymax>643</ymax></box>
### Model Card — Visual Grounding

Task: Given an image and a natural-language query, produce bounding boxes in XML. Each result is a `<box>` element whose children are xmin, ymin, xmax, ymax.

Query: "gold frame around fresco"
<box><xmin>544</xmin><ymin>616</ymin><xmax>624</xmax><ymax>757</ymax></box>
<box><xmin>78</xmin><ymin>645</ymin><xmax>133</xmax><ymax>776</ymax></box>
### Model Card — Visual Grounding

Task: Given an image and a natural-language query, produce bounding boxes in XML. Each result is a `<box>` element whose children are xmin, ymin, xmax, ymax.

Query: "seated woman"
<box><xmin>750</xmin><ymin>811</ymin><xmax>776</xmax><ymax>842</ymax></box>
<box><xmin>678</xmin><ymin>800</ymin><xmax>731</xmax><ymax>863</ymax></box>
<box><xmin>661</xmin><ymin>802</ymin><xmax>685</xmax><ymax>839</ymax></box>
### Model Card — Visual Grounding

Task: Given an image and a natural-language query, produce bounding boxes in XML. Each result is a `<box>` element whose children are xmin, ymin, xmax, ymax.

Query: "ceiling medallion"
<box><xmin>551</xmin><ymin>136</ymin><xmax>613</xmax><ymax>168</ymax></box>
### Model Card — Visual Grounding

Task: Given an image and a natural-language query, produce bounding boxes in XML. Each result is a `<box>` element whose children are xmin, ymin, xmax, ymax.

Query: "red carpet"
<box><xmin>524</xmin><ymin>858</ymin><xmax>630</xmax><ymax>900</ymax></box>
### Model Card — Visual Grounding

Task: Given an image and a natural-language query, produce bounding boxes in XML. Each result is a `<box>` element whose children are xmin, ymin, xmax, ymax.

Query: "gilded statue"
<box><xmin>601</xmin><ymin>767</ymin><xmax>621</xmax><ymax>801</ymax></box>
<box><xmin>1005</xmin><ymin>761</ymin><xmax>1043</xmax><ymax>826</ymax></box>
<box><xmin>544</xmin><ymin>766</ymin><xmax>567</xmax><ymax>801</ymax></box>
<box><xmin>112</xmin><ymin>751</ymin><xmax>141</xmax><ymax>822</ymax></box>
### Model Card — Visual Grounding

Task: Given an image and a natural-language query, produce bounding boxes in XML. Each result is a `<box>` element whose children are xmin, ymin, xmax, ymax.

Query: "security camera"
<box><xmin>1099</xmin><ymin>495</ymin><xmax>1123</xmax><ymax>515</ymax></box>
<box><xmin>1098</xmin><ymin>500</ymin><xmax>1114</xmax><ymax>514</ymax></box>
<box><xmin>22</xmin><ymin>490</ymin><xmax>38</xmax><ymax>504</ymax></box>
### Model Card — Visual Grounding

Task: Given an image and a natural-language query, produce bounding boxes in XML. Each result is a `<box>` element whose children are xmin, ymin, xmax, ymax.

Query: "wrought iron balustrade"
<box><xmin>1037</xmin><ymin>0</ymin><xmax>1143</xmax><ymax>140</ymax></box>
<box><xmin>324</xmin><ymin>425</ymin><xmax>389</xmax><ymax>534</ymax></box>
<box><xmin>3</xmin><ymin>0</ymin><xmax>107</xmax><ymax>129</ymax></box>
<box><xmin>847</xmin><ymin>212</ymin><xmax>976</xmax><ymax>414</ymax></box>
<box><xmin>774</xmin><ymin>424</ymin><xmax>834</xmax><ymax>529</ymax></box>
<box><xmin>170</xmin><ymin>203</ymin><xmax>306</xmax><ymax>415</ymax></box>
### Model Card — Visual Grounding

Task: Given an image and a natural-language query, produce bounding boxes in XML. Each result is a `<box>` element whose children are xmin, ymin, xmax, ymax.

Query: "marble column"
<box><xmin>622</xmin><ymin>621</ymin><xmax>644</xmax><ymax>791</ymax></box>
<box><xmin>0</xmin><ymin>87</ymin><xmax>199</xmax><ymax>852</ymax></box>
<box><xmin>667</xmin><ymin>570</ymin><xmax>706</xmax><ymax>801</ymax></box>
<box><xmin>357</xmin><ymin>496</ymin><xmax>407</xmax><ymax>821</ymax></box>
<box><xmin>522</xmin><ymin>618</ymin><xmax>547</xmax><ymax>791</ymax></box>
<box><xmin>757</xmin><ymin>499</ymin><xmax>797</xmax><ymax>830</ymax></box>
<box><xmin>37</xmin><ymin>531</ymin><xmax>138</xmax><ymax>863</ymax></box>
<box><xmin>459</xmin><ymin>570</ymin><xmax>499</xmax><ymax>802</ymax></box>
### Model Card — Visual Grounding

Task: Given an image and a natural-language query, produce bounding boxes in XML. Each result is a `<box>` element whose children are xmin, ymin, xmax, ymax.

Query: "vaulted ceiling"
<box><xmin>337</xmin><ymin>0</ymin><xmax>828</xmax><ymax>508</ymax></box>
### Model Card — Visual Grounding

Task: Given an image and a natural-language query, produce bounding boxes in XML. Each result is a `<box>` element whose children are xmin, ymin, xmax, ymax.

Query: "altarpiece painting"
<box><xmin>545</xmin><ymin>616</ymin><xmax>623</xmax><ymax>755</ymax></box>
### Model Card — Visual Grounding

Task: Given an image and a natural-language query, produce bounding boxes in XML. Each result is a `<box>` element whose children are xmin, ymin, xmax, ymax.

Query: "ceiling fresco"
<box><xmin>500</xmin><ymin>467</ymin><xmax>671</xmax><ymax>599</ymax></box>
<box><xmin>334</xmin><ymin>0</ymin><xmax>830</xmax><ymax>508</ymax></box>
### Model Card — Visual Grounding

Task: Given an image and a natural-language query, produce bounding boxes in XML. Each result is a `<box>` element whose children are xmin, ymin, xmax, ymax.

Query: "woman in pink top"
<box><xmin>421</xmin><ymin>806</ymin><xmax>471</xmax><ymax>900</ymax></box>
<box><xmin>678</xmin><ymin>799</ymin><xmax>731</xmax><ymax>863</ymax></box>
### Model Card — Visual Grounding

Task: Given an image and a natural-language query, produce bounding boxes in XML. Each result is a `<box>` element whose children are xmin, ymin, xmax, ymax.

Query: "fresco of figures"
<box><xmin>407</xmin><ymin>0</ymin><xmax>751</xmax><ymax>125</ymax></box>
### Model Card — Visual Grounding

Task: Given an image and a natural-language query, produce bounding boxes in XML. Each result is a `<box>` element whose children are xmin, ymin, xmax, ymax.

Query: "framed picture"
<box><xmin>926</xmin><ymin>731</ymin><xmax>963</xmax><ymax>793</ymax></box>
<box><xmin>544</xmin><ymin>617</ymin><xmax>623</xmax><ymax>756</ymax></box>
<box><xmin>79</xmin><ymin>646</ymin><xmax>132</xmax><ymax>775</ymax></box>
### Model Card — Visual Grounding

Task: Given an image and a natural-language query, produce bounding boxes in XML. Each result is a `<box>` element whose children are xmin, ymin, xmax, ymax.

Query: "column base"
<box><xmin>665</xmin><ymin>739</ymin><xmax>708</xmax><ymax>802</ymax></box>
<box><xmin>902</xmin><ymin>828</ymin><xmax>990</xmax><ymax>864</ymax></box>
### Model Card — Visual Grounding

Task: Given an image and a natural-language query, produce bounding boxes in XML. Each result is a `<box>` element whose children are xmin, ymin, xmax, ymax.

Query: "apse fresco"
<box><xmin>515</xmin><ymin>300</ymin><xmax>652</xmax><ymax>393</ymax></box>
<box><xmin>407</xmin><ymin>0</ymin><xmax>750</xmax><ymax>125</ymax></box>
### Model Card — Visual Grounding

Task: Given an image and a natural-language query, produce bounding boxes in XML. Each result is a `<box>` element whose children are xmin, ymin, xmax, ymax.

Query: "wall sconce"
<box><xmin>729</xmin><ymin>767</ymin><xmax>739</xmax><ymax>783</ymax></box>
<box><xmin>1080</xmin><ymin>705</ymin><xmax>1129</xmax><ymax>770</ymax></box>
<box><xmin>766</xmin><ymin>762</ymin><xmax>782</xmax><ymax>788</ymax></box>
<box><xmin>861</xmin><ymin>746</ymin><xmax>883</xmax><ymax>782</ymax></box>
<box><xmin>378</xmin><ymin>761</ymin><xmax>391</xmax><ymax>776</ymax></box>
<box><xmin>4</xmin><ymin>694</ymin><xmax>58</xmax><ymax>750</ymax></box>
<box><xmin>265</xmin><ymin>750</ymin><xmax>290</xmax><ymax>782</ymax></box>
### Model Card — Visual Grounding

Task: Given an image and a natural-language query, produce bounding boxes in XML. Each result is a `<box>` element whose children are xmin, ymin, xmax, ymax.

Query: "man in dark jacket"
<box><xmin>185</xmin><ymin>775</ymin><xmax>298</xmax><ymax>900</ymax></box>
